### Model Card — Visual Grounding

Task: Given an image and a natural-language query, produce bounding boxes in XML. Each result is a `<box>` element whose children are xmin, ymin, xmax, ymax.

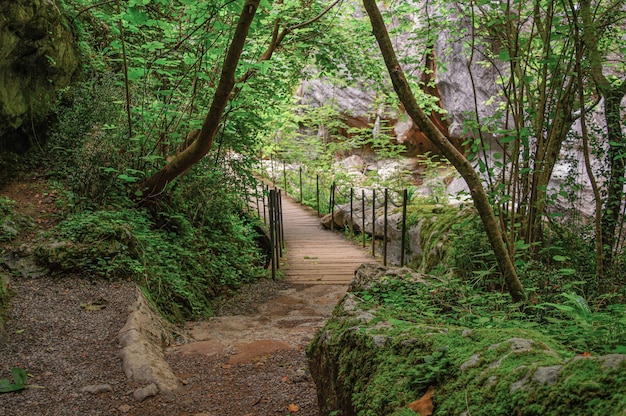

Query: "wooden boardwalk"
<box><xmin>276</xmin><ymin>194</ymin><xmax>376</xmax><ymax>285</ymax></box>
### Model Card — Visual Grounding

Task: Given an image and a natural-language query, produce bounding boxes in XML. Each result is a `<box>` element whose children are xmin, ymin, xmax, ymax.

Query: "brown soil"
<box><xmin>0</xmin><ymin>178</ymin><xmax>339</xmax><ymax>416</ymax></box>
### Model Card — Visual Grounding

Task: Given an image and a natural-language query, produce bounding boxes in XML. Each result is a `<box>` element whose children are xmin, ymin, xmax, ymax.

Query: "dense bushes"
<box><xmin>34</xmin><ymin>187</ymin><xmax>267</xmax><ymax>322</ymax></box>
<box><xmin>30</xmin><ymin>75</ymin><xmax>269</xmax><ymax>322</ymax></box>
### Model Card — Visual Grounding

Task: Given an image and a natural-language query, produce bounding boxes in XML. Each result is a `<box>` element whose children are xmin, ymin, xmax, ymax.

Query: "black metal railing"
<box><xmin>246</xmin><ymin>180</ymin><xmax>284</xmax><ymax>279</ymax></box>
<box><xmin>259</xmin><ymin>162</ymin><xmax>413</xmax><ymax>267</ymax></box>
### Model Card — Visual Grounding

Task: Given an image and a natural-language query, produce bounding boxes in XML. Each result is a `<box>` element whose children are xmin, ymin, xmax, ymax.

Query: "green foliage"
<box><xmin>0</xmin><ymin>368</ymin><xmax>27</xmax><ymax>393</ymax></box>
<box><xmin>405</xmin><ymin>204</ymin><xmax>473</xmax><ymax>273</ymax></box>
<box><xmin>47</xmin><ymin>75</ymin><xmax>133</xmax><ymax>206</ymax></box>
<box><xmin>358</xmin><ymin>273</ymin><xmax>626</xmax><ymax>355</ymax></box>
<box><xmin>414</xmin><ymin>152</ymin><xmax>451</xmax><ymax>204</ymax></box>
<box><xmin>448</xmin><ymin>215</ymin><xmax>606</xmax><ymax>298</ymax></box>
<box><xmin>34</xmin><ymin>178</ymin><xmax>266</xmax><ymax>322</ymax></box>
<box><xmin>0</xmin><ymin>197</ymin><xmax>18</xmax><ymax>243</ymax></box>
<box><xmin>312</xmin><ymin>283</ymin><xmax>625</xmax><ymax>416</ymax></box>
<box><xmin>35</xmin><ymin>208</ymin><xmax>149</xmax><ymax>278</ymax></box>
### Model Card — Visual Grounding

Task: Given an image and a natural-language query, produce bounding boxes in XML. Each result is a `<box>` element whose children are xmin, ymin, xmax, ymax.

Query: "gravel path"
<box><xmin>0</xmin><ymin>274</ymin><xmax>138</xmax><ymax>416</ymax></box>
<box><xmin>0</xmin><ymin>274</ymin><xmax>322</xmax><ymax>416</ymax></box>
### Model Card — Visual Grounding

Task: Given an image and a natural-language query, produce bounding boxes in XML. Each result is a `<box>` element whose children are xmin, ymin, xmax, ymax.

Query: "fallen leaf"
<box><xmin>281</xmin><ymin>375</ymin><xmax>289</xmax><ymax>382</ymax></box>
<box><xmin>80</xmin><ymin>298</ymin><xmax>108</xmax><ymax>311</ymax></box>
<box><xmin>288</xmin><ymin>403</ymin><xmax>300</xmax><ymax>412</ymax></box>
<box><xmin>407</xmin><ymin>385</ymin><xmax>434</xmax><ymax>415</ymax></box>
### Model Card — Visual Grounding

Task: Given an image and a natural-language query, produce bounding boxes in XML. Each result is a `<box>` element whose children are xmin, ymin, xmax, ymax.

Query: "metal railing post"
<box><xmin>383</xmin><ymin>188</ymin><xmax>388</xmax><ymax>266</ymax></box>
<box><xmin>263</xmin><ymin>184</ymin><xmax>268</xmax><ymax>225</ymax></box>
<box><xmin>372</xmin><ymin>189</ymin><xmax>376</xmax><ymax>257</ymax></box>
<box><xmin>255</xmin><ymin>185</ymin><xmax>260</xmax><ymax>218</ymax></box>
<box><xmin>330</xmin><ymin>182</ymin><xmax>335</xmax><ymax>230</ymax></box>
<box><xmin>316</xmin><ymin>174</ymin><xmax>320</xmax><ymax>216</ymax></box>
<box><xmin>283</xmin><ymin>161</ymin><xmax>287</xmax><ymax>193</ymax></box>
<box><xmin>299</xmin><ymin>166</ymin><xmax>303</xmax><ymax>203</ymax></box>
<box><xmin>278</xmin><ymin>189</ymin><xmax>284</xmax><ymax>256</ymax></box>
<box><xmin>362</xmin><ymin>189</ymin><xmax>366</xmax><ymax>247</ymax></box>
<box><xmin>269</xmin><ymin>189</ymin><xmax>276</xmax><ymax>279</ymax></box>
<box><xmin>350</xmin><ymin>188</ymin><xmax>354</xmax><ymax>237</ymax></box>
<box><xmin>401</xmin><ymin>189</ymin><xmax>408</xmax><ymax>267</ymax></box>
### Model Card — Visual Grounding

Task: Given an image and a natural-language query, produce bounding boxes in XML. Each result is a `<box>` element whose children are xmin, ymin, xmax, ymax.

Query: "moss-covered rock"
<box><xmin>307</xmin><ymin>264</ymin><xmax>626</xmax><ymax>415</ymax></box>
<box><xmin>0</xmin><ymin>0</ymin><xmax>80</xmax><ymax>153</ymax></box>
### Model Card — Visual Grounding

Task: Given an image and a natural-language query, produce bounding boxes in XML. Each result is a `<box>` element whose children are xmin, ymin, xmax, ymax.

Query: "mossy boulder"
<box><xmin>0</xmin><ymin>0</ymin><xmax>80</xmax><ymax>153</ymax></box>
<box><xmin>307</xmin><ymin>264</ymin><xmax>626</xmax><ymax>415</ymax></box>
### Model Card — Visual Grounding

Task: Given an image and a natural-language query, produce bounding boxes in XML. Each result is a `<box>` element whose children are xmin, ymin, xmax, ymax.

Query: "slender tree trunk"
<box><xmin>527</xmin><ymin>78</ymin><xmax>576</xmax><ymax>253</ymax></box>
<box><xmin>580</xmin><ymin>0</ymin><xmax>626</xmax><ymax>270</ymax></box>
<box><xmin>600</xmin><ymin>90</ymin><xmax>626</xmax><ymax>266</ymax></box>
<box><xmin>139</xmin><ymin>0</ymin><xmax>260</xmax><ymax>200</ymax></box>
<box><xmin>362</xmin><ymin>0</ymin><xmax>526</xmax><ymax>303</ymax></box>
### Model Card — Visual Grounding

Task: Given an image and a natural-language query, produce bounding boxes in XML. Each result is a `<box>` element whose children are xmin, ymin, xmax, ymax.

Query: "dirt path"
<box><xmin>141</xmin><ymin>195</ymin><xmax>374</xmax><ymax>415</ymax></box>
<box><xmin>1</xmin><ymin>181</ymin><xmax>373</xmax><ymax>416</ymax></box>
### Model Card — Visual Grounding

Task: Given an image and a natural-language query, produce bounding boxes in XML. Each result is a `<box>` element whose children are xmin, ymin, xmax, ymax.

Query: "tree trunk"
<box><xmin>139</xmin><ymin>0</ymin><xmax>260</xmax><ymax>200</ymax></box>
<box><xmin>527</xmin><ymin>77</ymin><xmax>576</xmax><ymax>253</ymax></box>
<box><xmin>362</xmin><ymin>0</ymin><xmax>526</xmax><ymax>303</ymax></box>
<box><xmin>580</xmin><ymin>0</ymin><xmax>626</xmax><ymax>270</ymax></box>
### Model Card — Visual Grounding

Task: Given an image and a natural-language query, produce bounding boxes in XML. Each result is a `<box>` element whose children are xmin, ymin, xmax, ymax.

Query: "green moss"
<box><xmin>309</xmin><ymin>284</ymin><xmax>625</xmax><ymax>416</ymax></box>
<box><xmin>404</xmin><ymin>204</ymin><xmax>474</xmax><ymax>273</ymax></box>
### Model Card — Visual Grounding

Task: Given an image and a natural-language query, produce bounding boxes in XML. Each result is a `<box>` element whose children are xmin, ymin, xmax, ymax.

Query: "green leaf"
<box><xmin>498</xmin><ymin>49</ymin><xmax>511</xmax><ymax>61</ymax></box>
<box><xmin>11</xmin><ymin>368</ymin><xmax>26</xmax><ymax>386</ymax></box>
<box><xmin>126</xmin><ymin>67</ymin><xmax>145</xmax><ymax>81</ymax></box>
<box><xmin>118</xmin><ymin>174</ymin><xmax>139</xmax><ymax>183</ymax></box>
<box><xmin>0</xmin><ymin>367</ymin><xmax>27</xmax><ymax>393</ymax></box>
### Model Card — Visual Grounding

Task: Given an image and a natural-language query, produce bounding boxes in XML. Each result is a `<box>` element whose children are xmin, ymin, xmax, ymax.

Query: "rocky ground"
<box><xmin>1</xmin><ymin>179</ymin><xmax>343</xmax><ymax>416</ymax></box>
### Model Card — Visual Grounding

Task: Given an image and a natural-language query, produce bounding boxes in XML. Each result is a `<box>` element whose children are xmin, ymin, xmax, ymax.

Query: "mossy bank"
<box><xmin>307</xmin><ymin>264</ymin><xmax>626</xmax><ymax>416</ymax></box>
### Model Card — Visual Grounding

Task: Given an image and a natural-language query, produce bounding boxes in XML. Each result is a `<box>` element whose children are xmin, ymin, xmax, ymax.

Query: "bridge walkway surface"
<box><xmin>266</xmin><ymin>193</ymin><xmax>377</xmax><ymax>285</ymax></box>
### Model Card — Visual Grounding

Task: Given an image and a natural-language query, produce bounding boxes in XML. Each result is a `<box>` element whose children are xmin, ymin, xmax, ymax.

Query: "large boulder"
<box><xmin>0</xmin><ymin>0</ymin><xmax>80</xmax><ymax>153</ymax></box>
<box><xmin>307</xmin><ymin>264</ymin><xmax>626</xmax><ymax>416</ymax></box>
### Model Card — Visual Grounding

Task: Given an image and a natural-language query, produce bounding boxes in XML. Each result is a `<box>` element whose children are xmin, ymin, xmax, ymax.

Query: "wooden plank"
<box><xmin>269</xmin><ymin>194</ymin><xmax>379</xmax><ymax>285</ymax></box>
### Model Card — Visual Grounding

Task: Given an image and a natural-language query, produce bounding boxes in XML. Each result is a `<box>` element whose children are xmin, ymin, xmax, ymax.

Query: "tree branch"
<box><xmin>140</xmin><ymin>0</ymin><xmax>261</xmax><ymax>200</ymax></box>
<box><xmin>362</xmin><ymin>0</ymin><xmax>526</xmax><ymax>303</ymax></box>
<box><xmin>239</xmin><ymin>0</ymin><xmax>343</xmax><ymax>83</ymax></box>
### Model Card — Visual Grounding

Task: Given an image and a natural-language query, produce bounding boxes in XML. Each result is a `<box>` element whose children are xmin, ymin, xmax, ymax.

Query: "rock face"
<box><xmin>0</xmin><ymin>0</ymin><xmax>80</xmax><ymax>153</ymax></box>
<box><xmin>307</xmin><ymin>264</ymin><xmax>626</xmax><ymax>416</ymax></box>
<box><xmin>296</xmin><ymin>7</ymin><xmax>494</xmax><ymax>158</ymax></box>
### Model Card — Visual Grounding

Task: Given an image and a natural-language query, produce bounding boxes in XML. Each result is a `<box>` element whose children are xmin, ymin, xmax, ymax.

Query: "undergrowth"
<box><xmin>358</xmin><ymin>274</ymin><xmax>626</xmax><ymax>355</ymax></box>
<box><xmin>34</xmin><ymin>186</ymin><xmax>266</xmax><ymax>322</ymax></box>
<box><xmin>35</xmin><ymin>149</ymin><xmax>268</xmax><ymax>322</ymax></box>
<box><xmin>28</xmin><ymin>74</ymin><xmax>269</xmax><ymax>322</ymax></box>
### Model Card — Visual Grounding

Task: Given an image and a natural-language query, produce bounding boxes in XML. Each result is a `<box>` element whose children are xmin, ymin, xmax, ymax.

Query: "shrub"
<box><xmin>34</xmin><ymin>186</ymin><xmax>266</xmax><ymax>322</ymax></box>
